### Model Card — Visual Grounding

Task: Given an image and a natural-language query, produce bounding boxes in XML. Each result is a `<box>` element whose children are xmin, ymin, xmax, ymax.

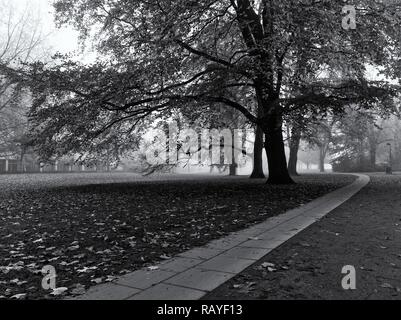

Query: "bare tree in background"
<box><xmin>0</xmin><ymin>0</ymin><xmax>47</xmax><ymax>164</ymax></box>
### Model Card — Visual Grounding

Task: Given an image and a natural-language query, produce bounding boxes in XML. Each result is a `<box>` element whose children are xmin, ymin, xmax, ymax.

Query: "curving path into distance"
<box><xmin>72</xmin><ymin>174</ymin><xmax>370</xmax><ymax>300</ymax></box>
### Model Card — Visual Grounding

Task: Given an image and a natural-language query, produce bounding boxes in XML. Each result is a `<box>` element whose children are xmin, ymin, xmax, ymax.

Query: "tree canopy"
<box><xmin>8</xmin><ymin>0</ymin><xmax>401</xmax><ymax>183</ymax></box>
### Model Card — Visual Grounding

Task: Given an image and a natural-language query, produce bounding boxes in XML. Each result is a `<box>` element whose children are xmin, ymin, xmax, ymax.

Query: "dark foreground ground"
<box><xmin>0</xmin><ymin>173</ymin><xmax>354</xmax><ymax>299</ymax></box>
<box><xmin>205</xmin><ymin>173</ymin><xmax>401</xmax><ymax>300</ymax></box>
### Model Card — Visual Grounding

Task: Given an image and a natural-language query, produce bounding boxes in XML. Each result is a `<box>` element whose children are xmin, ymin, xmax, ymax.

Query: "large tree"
<box><xmin>7</xmin><ymin>0</ymin><xmax>401</xmax><ymax>183</ymax></box>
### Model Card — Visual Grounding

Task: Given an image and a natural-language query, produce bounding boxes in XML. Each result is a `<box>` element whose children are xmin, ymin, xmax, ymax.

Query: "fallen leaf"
<box><xmin>261</xmin><ymin>262</ymin><xmax>275</xmax><ymax>268</ymax></box>
<box><xmin>11</xmin><ymin>293</ymin><xmax>27</xmax><ymax>300</ymax></box>
<box><xmin>91</xmin><ymin>278</ymin><xmax>103</xmax><ymax>284</ymax></box>
<box><xmin>71</xmin><ymin>284</ymin><xmax>86</xmax><ymax>295</ymax></box>
<box><xmin>148</xmin><ymin>266</ymin><xmax>159</xmax><ymax>271</ymax></box>
<box><xmin>299</xmin><ymin>242</ymin><xmax>311</xmax><ymax>247</ymax></box>
<box><xmin>105</xmin><ymin>276</ymin><xmax>117</xmax><ymax>282</ymax></box>
<box><xmin>50</xmin><ymin>287</ymin><xmax>68</xmax><ymax>296</ymax></box>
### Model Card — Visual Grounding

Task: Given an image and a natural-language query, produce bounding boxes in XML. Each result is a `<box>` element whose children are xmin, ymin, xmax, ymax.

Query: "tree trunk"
<box><xmin>369</xmin><ymin>145</ymin><xmax>377</xmax><ymax>168</ymax></box>
<box><xmin>256</xmin><ymin>93</ymin><xmax>293</xmax><ymax>184</ymax></box>
<box><xmin>229</xmin><ymin>125</ymin><xmax>238</xmax><ymax>176</ymax></box>
<box><xmin>20</xmin><ymin>150</ymin><xmax>25</xmax><ymax>173</ymax></box>
<box><xmin>367</xmin><ymin>125</ymin><xmax>377</xmax><ymax>169</ymax></box>
<box><xmin>229</xmin><ymin>163</ymin><xmax>237</xmax><ymax>176</ymax></box>
<box><xmin>358</xmin><ymin>141</ymin><xmax>364</xmax><ymax>168</ymax></box>
<box><xmin>319</xmin><ymin>147</ymin><xmax>326</xmax><ymax>173</ymax></box>
<box><xmin>250</xmin><ymin>125</ymin><xmax>265</xmax><ymax>179</ymax></box>
<box><xmin>288</xmin><ymin>127</ymin><xmax>301</xmax><ymax>176</ymax></box>
<box><xmin>264</xmin><ymin>119</ymin><xmax>294</xmax><ymax>184</ymax></box>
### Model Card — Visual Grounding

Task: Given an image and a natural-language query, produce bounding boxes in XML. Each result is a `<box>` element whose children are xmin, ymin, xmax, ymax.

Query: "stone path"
<box><xmin>72</xmin><ymin>174</ymin><xmax>369</xmax><ymax>300</ymax></box>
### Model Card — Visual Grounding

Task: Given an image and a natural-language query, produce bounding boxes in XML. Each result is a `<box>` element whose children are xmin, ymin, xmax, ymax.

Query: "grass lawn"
<box><xmin>0</xmin><ymin>172</ymin><xmax>355</xmax><ymax>299</ymax></box>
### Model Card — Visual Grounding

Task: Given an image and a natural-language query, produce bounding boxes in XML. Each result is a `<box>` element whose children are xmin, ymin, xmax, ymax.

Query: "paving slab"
<box><xmin>229</xmin><ymin>226</ymin><xmax>267</xmax><ymax>236</ymax></box>
<box><xmin>74</xmin><ymin>283</ymin><xmax>139</xmax><ymax>300</ymax></box>
<box><xmin>239</xmin><ymin>238</ymin><xmax>287</xmax><ymax>249</ymax></box>
<box><xmin>165</xmin><ymin>268</ymin><xmax>235</xmax><ymax>292</ymax></box>
<box><xmin>261</xmin><ymin>228</ymin><xmax>297</xmax><ymax>238</ymax></box>
<box><xmin>197</xmin><ymin>256</ymin><xmax>255</xmax><ymax>274</ymax></box>
<box><xmin>115</xmin><ymin>270</ymin><xmax>176</xmax><ymax>289</ymax></box>
<box><xmin>159</xmin><ymin>257</ymin><xmax>203</xmax><ymax>272</ymax></box>
<box><xmin>205</xmin><ymin>235</ymin><xmax>249</xmax><ymax>251</ymax></box>
<box><xmin>221</xmin><ymin>247</ymin><xmax>272</xmax><ymax>260</ymax></box>
<box><xmin>128</xmin><ymin>284</ymin><xmax>206</xmax><ymax>300</ymax></box>
<box><xmin>178</xmin><ymin>247</ymin><xmax>223</xmax><ymax>260</ymax></box>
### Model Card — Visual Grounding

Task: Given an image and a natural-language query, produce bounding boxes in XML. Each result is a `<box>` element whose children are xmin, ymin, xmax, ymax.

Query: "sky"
<box><xmin>40</xmin><ymin>0</ymin><xmax>81</xmax><ymax>54</ymax></box>
<box><xmin>33</xmin><ymin>0</ymin><xmax>80</xmax><ymax>54</ymax></box>
<box><xmin>3</xmin><ymin>0</ymin><xmax>88</xmax><ymax>59</ymax></box>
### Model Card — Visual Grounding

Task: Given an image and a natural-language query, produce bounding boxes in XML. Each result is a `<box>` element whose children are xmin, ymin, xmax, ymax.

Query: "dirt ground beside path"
<box><xmin>205</xmin><ymin>174</ymin><xmax>401</xmax><ymax>300</ymax></box>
